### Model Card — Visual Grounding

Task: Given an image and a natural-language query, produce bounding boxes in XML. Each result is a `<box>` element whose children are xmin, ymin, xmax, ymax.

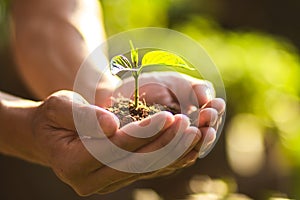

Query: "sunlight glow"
<box><xmin>226</xmin><ymin>114</ymin><xmax>265</xmax><ymax>176</ymax></box>
<box><xmin>71</xmin><ymin>0</ymin><xmax>106</xmax><ymax>53</ymax></box>
<box><xmin>133</xmin><ymin>189</ymin><xmax>162</xmax><ymax>200</ymax></box>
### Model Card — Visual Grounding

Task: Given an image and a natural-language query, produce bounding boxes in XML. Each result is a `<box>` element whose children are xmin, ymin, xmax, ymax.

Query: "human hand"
<box><xmin>29</xmin><ymin>90</ymin><xmax>204</xmax><ymax>195</ymax></box>
<box><xmin>113</xmin><ymin>72</ymin><xmax>226</xmax><ymax>155</ymax></box>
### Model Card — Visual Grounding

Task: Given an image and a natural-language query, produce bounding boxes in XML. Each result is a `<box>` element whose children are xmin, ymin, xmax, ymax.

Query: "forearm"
<box><xmin>0</xmin><ymin>91</ymin><xmax>45</xmax><ymax>165</ymax></box>
<box><xmin>11</xmin><ymin>0</ymin><xmax>114</xmax><ymax>100</ymax></box>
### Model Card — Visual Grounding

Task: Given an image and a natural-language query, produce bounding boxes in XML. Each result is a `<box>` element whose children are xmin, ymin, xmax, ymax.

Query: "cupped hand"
<box><xmin>112</xmin><ymin>72</ymin><xmax>226</xmax><ymax>154</ymax></box>
<box><xmin>31</xmin><ymin>90</ymin><xmax>207</xmax><ymax>195</ymax></box>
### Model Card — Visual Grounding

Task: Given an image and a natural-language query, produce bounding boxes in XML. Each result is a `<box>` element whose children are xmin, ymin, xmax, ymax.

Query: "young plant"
<box><xmin>110</xmin><ymin>41</ymin><xmax>195</xmax><ymax>108</ymax></box>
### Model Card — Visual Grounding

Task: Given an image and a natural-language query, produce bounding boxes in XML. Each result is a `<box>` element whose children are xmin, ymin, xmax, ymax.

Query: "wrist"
<box><xmin>0</xmin><ymin>99</ymin><xmax>46</xmax><ymax>165</ymax></box>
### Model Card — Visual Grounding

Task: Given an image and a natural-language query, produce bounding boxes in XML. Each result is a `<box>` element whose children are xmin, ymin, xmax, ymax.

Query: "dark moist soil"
<box><xmin>107</xmin><ymin>97</ymin><xmax>179</xmax><ymax>127</ymax></box>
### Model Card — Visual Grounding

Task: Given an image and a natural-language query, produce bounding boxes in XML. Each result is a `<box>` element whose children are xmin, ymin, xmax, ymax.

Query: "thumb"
<box><xmin>73</xmin><ymin>104</ymin><xmax>120</xmax><ymax>139</ymax></box>
<box><xmin>45</xmin><ymin>90</ymin><xmax>119</xmax><ymax>138</ymax></box>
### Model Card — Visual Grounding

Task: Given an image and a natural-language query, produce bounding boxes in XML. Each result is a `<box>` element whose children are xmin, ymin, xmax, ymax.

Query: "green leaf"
<box><xmin>110</xmin><ymin>55</ymin><xmax>133</xmax><ymax>75</ymax></box>
<box><xmin>130</xmin><ymin>40</ymin><xmax>139</xmax><ymax>68</ymax></box>
<box><xmin>141</xmin><ymin>50</ymin><xmax>195</xmax><ymax>71</ymax></box>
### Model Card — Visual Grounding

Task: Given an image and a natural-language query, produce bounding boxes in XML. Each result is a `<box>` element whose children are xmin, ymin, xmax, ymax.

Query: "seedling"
<box><xmin>110</xmin><ymin>41</ymin><xmax>195</xmax><ymax>108</ymax></box>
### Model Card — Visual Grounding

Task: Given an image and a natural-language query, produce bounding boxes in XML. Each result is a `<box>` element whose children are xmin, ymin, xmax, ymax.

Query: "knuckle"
<box><xmin>31</xmin><ymin>97</ymin><xmax>62</xmax><ymax>128</ymax></box>
<box><xmin>45</xmin><ymin>95</ymin><xmax>64</xmax><ymax>108</ymax></box>
<box><xmin>41</xmin><ymin>95</ymin><xmax>66</xmax><ymax>119</ymax></box>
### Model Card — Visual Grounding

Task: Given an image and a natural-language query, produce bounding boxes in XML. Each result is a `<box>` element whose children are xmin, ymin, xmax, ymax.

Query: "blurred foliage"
<box><xmin>101</xmin><ymin>0</ymin><xmax>170</xmax><ymax>36</ymax></box>
<box><xmin>102</xmin><ymin>0</ymin><xmax>300</xmax><ymax>199</ymax></box>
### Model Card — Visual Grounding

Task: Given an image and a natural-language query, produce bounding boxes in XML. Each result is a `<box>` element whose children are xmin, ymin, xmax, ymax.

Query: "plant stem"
<box><xmin>133</xmin><ymin>73</ymin><xmax>139</xmax><ymax>108</ymax></box>
<box><xmin>130</xmin><ymin>41</ymin><xmax>139</xmax><ymax>108</ymax></box>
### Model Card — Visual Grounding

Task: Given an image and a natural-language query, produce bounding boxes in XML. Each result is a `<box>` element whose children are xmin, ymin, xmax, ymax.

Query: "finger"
<box><xmin>73</xmin><ymin>104</ymin><xmax>120</xmax><ymax>138</ymax></box>
<box><xmin>95</xmin><ymin>87</ymin><xmax>115</xmax><ymax>108</ymax></box>
<box><xmin>80</xmin><ymin>111</ymin><xmax>175</xmax><ymax>164</ymax></box>
<box><xmin>112</xmin><ymin>76</ymin><xmax>134</xmax><ymax>99</ymax></box>
<box><xmin>202</xmin><ymin>98</ymin><xmax>226</xmax><ymax>132</ymax></box>
<box><xmin>198</xmin><ymin>108</ymin><xmax>219</xmax><ymax>127</ymax></box>
<box><xmin>213</xmin><ymin>116</ymin><xmax>223</xmax><ymax>131</ymax></box>
<box><xmin>103</xmin><ymin>114</ymin><xmax>190</xmax><ymax>173</ymax></box>
<box><xmin>189</xmin><ymin>108</ymin><xmax>218</xmax><ymax>128</ymax></box>
<box><xmin>44</xmin><ymin>91</ymin><xmax>120</xmax><ymax>138</ymax></box>
<box><xmin>43</xmin><ymin>91</ymin><xmax>85</xmax><ymax>130</ymax></box>
<box><xmin>181</xmin><ymin>150</ymin><xmax>199</xmax><ymax>168</ymax></box>
<box><xmin>153</xmin><ymin>126</ymin><xmax>200</xmax><ymax>166</ymax></box>
<box><xmin>130</xmin><ymin>114</ymin><xmax>191</xmax><ymax>153</ymax></box>
<box><xmin>133</xmin><ymin>125</ymin><xmax>200</xmax><ymax>161</ymax></box>
<box><xmin>112</xmin><ymin>111</ymin><xmax>175</xmax><ymax>150</ymax></box>
<box><xmin>116</xmin><ymin>76</ymin><xmax>180</xmax><ymax>109</ymax></box>
<box><xmin>92</xmin><ymin>126</ymin><xmax>200</xmax><ymax>193</ymax></box>
<box><xmin>142</xmin><ymin>149</ymin><xmax>199</xmax><ymax>180</ymax></box>
<box><xmin>202</xmin><ymin>98</ymin><xmax>226</xmax><ymax>114</ymax></box>
<box><xmin>167</xmin><ymin>148</ymin><xmax>199</xmax><ymax>169</ymax></box>
<box><xmin>191</xmin><ymin>81</ymin><xmax>215</xmax><ymax>108</ymax></box>
<box><xmin>139</xmin><ymin>83</ymin><xmax>181</xmax><ymax>114</ymax></box>
<box><xmin>176</xmin><ymin>126</ymin><xmax>202</xmax><ymax>159</ymax></box>
<box><xmin>139</xmin><ymin>83</ymin><xmax>175</xmax><ymax>105</ymax></box>
<box><xmin>146</xmin><ymin>127</ymin><xmax>200</xmax><ymax>173</ymax></box>
<box><xmin>119</xmin><ymin>111</ymin><xmax>174</xmax><ymax>139</ymax></box>
<box><xmin>155</xmin><ymin>127</ymin><xmax>199</xmax><ymax>169</ymax></box>
<box><xmin>86</xmin><ymin>116</ymin><xmax>191</xmax><ymax>192</ymax></box>
<box><xmin>197</xmin><ymin>127</ymin><xmax>216</xmax><ymax>156</ymax></box>
<box><xmin>85</xmin><ymin>120</ymin><xmax>197</xmax><ymax>195</ymax></box>
<box><xmin>147</xmin><ymin>72</ymin><xmax>195</xmax><ymax>112</ymax></box>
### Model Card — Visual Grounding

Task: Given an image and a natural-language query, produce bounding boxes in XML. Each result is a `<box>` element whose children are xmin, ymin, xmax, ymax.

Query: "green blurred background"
<box><xmin>1</xmin><ymin>0</ymin><xmax>300</xmax><ymax>200</ymax></box>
